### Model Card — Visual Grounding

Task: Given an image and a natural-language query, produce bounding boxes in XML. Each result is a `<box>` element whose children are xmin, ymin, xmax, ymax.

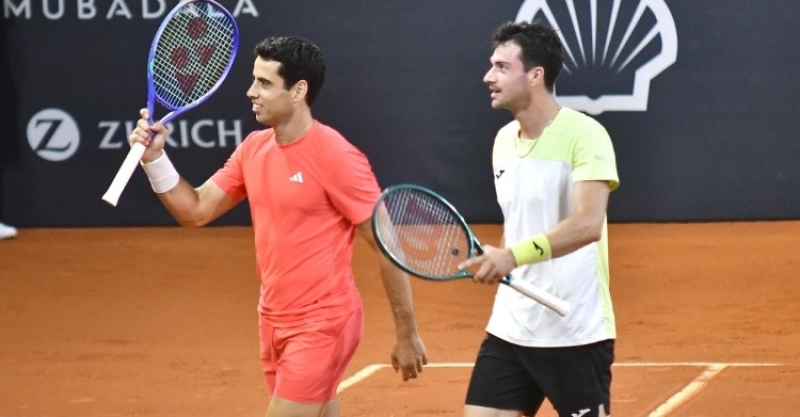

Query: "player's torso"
<box><xmin>488</xmin><ymin>118</ymin><xmax>613</xmax><ymax>346</ymax></box>
<box><xmin>239</xmin><ymin>128</ymin><xmax>359</xmax><ymax>318</ymax></box>
<box><xmin>247</xmin><ymin>136</ymin><xmax>332</xmax><ymax>221</ymax></box>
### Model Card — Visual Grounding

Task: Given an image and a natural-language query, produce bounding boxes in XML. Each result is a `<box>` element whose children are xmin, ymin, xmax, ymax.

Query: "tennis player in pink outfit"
<box><xmin>128</xmin><ymin>36</ymin><xmax>427</xmax><ymax>417</ymax></box>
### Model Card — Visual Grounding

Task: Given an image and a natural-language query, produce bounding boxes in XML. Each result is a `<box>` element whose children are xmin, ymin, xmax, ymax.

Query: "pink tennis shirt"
<box><xmin>211</xmin><ymin>121</ymin><xmax>381</xmax><ymax>326</ymax></box>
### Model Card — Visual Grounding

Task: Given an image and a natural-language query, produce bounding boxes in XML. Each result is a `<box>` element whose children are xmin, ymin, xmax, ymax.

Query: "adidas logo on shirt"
<box><xmin>289</xmin><ymin>172</ymin><xmax>304</xmax><ymax>183</ymax></box>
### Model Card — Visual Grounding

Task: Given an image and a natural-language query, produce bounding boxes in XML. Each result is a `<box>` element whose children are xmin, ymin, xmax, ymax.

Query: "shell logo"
<box><xmin>516</xmin><ymin>0</ymin><xmax>678</xmax><ymax>115</ymax></box>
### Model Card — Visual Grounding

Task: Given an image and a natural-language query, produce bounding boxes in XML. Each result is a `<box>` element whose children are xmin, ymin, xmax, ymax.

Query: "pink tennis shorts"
<box><xmin>258</xmin><ymin>307</ymin><xmax>364</xmax><ymax>404</ymax></box>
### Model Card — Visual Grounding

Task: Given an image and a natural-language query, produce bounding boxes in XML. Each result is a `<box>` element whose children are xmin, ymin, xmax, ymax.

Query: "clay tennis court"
<box><xmin>1</xmin><ymin>221</ymin><xmax>799</xmax><ymax>416</ymax></box>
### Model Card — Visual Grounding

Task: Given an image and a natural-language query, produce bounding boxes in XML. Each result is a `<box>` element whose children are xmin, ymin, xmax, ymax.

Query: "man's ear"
<box><xmin>293</xmin><ymin>80</ymin><xmax>308</xmax><ymax>101</ymax></box>
<box><xmin>528</xmin><ymin>66</ymin><xmax>545</xmax><ymax>87</ymax></box>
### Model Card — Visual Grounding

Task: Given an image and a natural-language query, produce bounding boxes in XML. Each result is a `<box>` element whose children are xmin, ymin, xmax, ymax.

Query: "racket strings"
<box><xmin>378</xmin><ymin>189</ymin><xmax>470</xmax><ymax>277</ymax></box>
<box><xmin>152</xmin><ymin>2</ymin><xmax>236</xmax><ymax>108</ymax></box>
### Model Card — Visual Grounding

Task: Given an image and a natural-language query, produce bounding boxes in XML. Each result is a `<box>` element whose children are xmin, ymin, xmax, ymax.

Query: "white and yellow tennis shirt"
<box><xmin>486</xmin><ymin>107</ymin><xmax>619</xmax><ymax>348</ymax></box>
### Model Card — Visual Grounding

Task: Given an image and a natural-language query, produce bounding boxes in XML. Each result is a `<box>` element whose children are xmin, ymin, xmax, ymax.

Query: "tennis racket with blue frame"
<box><xmin>102</xmin><ymin>0</ymin><xmax>239</xmax><ymax>206</ymax></box>
<box><xmin>372</xmin><ymin>183</ymin><xmax>571</xmax><ymax>317</ymax></box>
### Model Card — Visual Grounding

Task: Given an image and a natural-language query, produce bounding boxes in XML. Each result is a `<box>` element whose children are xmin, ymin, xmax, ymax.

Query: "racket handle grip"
<box><xmin>101</xmin><ymin>142</ymin><xmax>147</xmax><ymax>207</ymax></box>
<box><xmin>503</xmin><ymin>277</ymin><xmax>572</xmax><ymax>317</ymax></box>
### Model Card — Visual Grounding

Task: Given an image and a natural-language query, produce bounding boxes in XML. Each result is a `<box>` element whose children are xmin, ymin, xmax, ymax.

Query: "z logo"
<box><xmin>27</xmin><ymin>108</ymin><xmax>81</xmax><ymax>162</ymax></box>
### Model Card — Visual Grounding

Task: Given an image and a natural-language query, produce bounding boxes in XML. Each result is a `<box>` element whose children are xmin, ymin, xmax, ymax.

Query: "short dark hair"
<box><xmin>254</xmin><ymin>36</ymin><xmax>326</xmax><ymax>106</ymax></box>
<box><xmin>492</xmin><ymin>21</ymin><xmax>563</xmax><ymax>92</ymax></box>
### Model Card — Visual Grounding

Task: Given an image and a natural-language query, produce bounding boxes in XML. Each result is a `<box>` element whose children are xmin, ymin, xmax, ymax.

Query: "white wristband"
<box><xmin>141</xmin><ymin>151</ymin><xmax>180</xmax><ymax>193</ymax></box>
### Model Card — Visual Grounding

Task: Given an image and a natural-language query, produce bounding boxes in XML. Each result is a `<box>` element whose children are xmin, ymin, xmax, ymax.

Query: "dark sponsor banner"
<box><xmin>2</xmin><ymin>1</ymin><xmax>799</xmax><ymax>226</ymax></box>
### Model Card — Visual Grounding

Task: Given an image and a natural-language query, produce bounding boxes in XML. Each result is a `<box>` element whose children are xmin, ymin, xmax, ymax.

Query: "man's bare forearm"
<box><xmin>377</xmin><ymin>255</ymin><xmax>419</xmax><ymax>337</ymax></box>
<box><xmin>154</xmin><ymin>179</ymin><xmax>236</xmax><ymax>228</ymax></box>
<box><xmin>155</xmin><ymin>178</ymin><xmax>206</xmax><ymax>227</ymax></box>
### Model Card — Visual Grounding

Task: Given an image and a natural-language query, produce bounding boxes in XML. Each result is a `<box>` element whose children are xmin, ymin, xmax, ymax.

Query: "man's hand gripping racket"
<box><xmin>372</xmin><ymin>184</ymin><xmax>571</xmax><ymax>317</ymax></box>
<box><xmin>102</xmin><ymin>0</ymin><xmax>239</xmax><ymax>206</ymax></box>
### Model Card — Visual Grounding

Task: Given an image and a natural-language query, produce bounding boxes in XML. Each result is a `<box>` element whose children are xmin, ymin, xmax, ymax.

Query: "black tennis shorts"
<box><xmin>465</xmin><ymin>333</ymin><xmax>614</xmax><ymax>417</ymax></box>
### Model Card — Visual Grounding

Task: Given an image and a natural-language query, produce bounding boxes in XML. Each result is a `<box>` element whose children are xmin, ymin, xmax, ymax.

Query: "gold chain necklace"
<box><xmin>514</xmin><ymin>106</ymin><xmax>561</xmax><ymax>158</ymax></box>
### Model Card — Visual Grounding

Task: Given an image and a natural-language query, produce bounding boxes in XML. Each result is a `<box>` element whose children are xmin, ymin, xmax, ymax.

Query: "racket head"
<box><xmin>372</xmin><ymin>184</ymin><xmax>479</xmax><ymax>281</ymax></box>
<box><xmin>146</xmin><ymin>0</ymin><xmax>239</xmax><ymax>123</ymax></box>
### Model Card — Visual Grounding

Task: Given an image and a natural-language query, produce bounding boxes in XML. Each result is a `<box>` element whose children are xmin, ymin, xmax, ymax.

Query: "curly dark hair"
<box><xmin>254</xmin><ymin>36</ymin><xmax>326</xmax><ymax>106</ymax></box>
<box><xmin>492</xmin><ymin>21</ymin><xmax>563</xmax><ymax>92</ymax></box>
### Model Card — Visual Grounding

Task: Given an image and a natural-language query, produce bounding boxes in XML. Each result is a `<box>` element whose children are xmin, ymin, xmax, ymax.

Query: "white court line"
<box><xmin>337</xmin><ymin>364</ymin><xmax>386</xmax><ymax>393</ymax></box>
<box><xmin>338</xmin><ymin>361</ymin><xmax>784</xmax><ymax>415</ymax></box>
<box><xmin>615</xmin><ymin>361</ymin><xmax>781</xmax><ymax>367</ymax></box>
<box><xmin>338</xmin><ymin>362</ymin><xmax>476</xmax><ymax>393</ymax></box>
<box><xmin>647</xmin><ymin>364</ymin><xmax>726</xmax><ymax>417</ymax></box>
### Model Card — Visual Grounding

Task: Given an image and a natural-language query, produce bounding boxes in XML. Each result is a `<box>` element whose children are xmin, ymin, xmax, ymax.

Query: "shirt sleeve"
<box><xmin>571</xmin><ymin>121</ymin><xmax>620</xmax><ymax>191</ymax></box>
<box><xmin>322</xmin><ymin>142</ymin><xmax>382</xmax><ymax>226</ymax></box>
<box><xmin>210</xmin><ymin>134</ymin><xmax>251</xmax><ymax>201</ymax></box>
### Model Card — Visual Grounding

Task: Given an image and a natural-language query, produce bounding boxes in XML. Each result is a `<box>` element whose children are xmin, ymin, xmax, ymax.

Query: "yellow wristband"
<box><xmin>510</xmin><ymin>234</ymin><xmax>552</xmax><ymax>266</ymax></box>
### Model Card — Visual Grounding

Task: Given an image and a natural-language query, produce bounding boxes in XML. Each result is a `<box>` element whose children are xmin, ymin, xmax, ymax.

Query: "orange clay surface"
<box><xmin>1</xmin><ymin>222</ymin><xmax>799</xmax><ymax>416</ymax></box>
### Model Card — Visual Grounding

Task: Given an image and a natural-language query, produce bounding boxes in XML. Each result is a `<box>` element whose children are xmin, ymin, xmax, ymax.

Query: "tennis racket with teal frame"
<box><xmin>372</xmin><ymin>183</ymin><xmax>571</xmax><ymax>317</ymax></box>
